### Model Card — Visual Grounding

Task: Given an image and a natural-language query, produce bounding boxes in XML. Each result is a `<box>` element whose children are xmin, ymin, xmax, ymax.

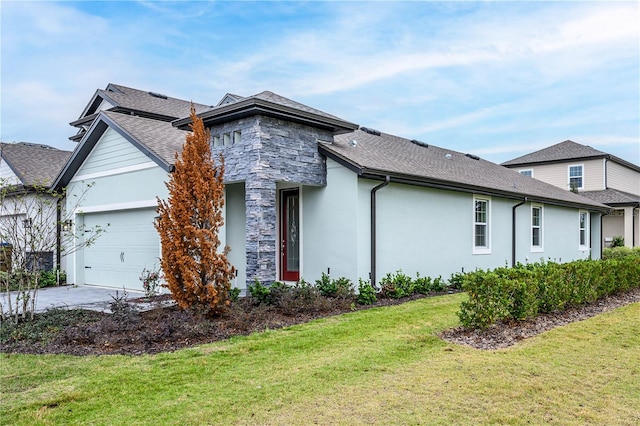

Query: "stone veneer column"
<box><xmin>245</xmin><ymin>176</ymin><xmax>277</xmax><ymax>285</ymax></box>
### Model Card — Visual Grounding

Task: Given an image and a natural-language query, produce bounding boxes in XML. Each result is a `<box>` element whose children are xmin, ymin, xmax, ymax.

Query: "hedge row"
<box><xmin>602</xmin><ymin>246</ymin><xmax>640</xmax><ymax>260</ymax></box>
<box><xmin>458</xmin><ymin>257</ymin><xmax>640</xmax><ymax>329</ymax></box>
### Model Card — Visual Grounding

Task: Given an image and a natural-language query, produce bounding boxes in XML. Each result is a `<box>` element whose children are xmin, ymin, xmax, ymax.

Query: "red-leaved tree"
<box><xmin>156</xmin><ymin>106</ymin><xmax>235</xmax><ymax>313</ymax></box>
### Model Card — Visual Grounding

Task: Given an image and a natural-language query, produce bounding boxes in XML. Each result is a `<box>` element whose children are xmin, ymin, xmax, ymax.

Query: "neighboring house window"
<box><xmin>233</xmin><ymin>130</ymin><xmax>241</xmax><ymax>144</ymax></box>
<box><xmin>223</xmin><ymin>133</ymin><xmax>231</xmax><ymax>146</ymax></box>
<box><xmin>519</xmin><ymin>169</ymin><xmax>533</xmax><ymax>177</ymax></box>
<box><xmin>473</xmin><ymin>196</ymin><xmax>491</xmax><ymax>254</ymax></box>
<box><xmin>579</xmin><ymin>211</ymin><xmax>589</xmax><ymax>249</ymax></box>
<box><xmin>531</xmin><ymin>205</ymin><xmax>543</xmax><ymax>252</ymax></box>
<box><xmin>213</xmin><ymin>136</ymin><xmax>221</xmax><ymax>147</ymax></box>
<box><xmin>568</xmin><ymin>164</ymin><xmax>584</xmax><ymax>191</ymax></box>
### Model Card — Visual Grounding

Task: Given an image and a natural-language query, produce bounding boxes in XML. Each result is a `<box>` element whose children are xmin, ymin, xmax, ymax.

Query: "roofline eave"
<box><xmin>54</xmin><ymin>112</ymin><xmax>173</xmax><ymax>190</ymax></box>
<box><xmin>173</xmin><ymin>98</ymin><xmax>359</xmax><ymax>135</ymax></box>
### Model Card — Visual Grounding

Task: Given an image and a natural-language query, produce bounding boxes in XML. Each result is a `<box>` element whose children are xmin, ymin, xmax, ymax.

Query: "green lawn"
<box><xmin>2</xmin><ymin>293</ymin><xmax>639</xmax><ymax>425</ymax></box>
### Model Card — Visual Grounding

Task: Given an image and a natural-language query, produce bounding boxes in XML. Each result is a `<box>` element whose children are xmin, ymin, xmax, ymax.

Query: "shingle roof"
<box><xmin>100</xmin><ymin>84</ymin><xmax>211</xmax><ymax>119</ymax></box>
<box><xmin>102</xmin><ymin>111</ymin><xmax>188</xmax><ymax>165</ymax></box>
<box><xmin>325</xmin><ymin>130</ymin><xmax>607</xmax><ymax>210</ymax></box>
<box><xmin>580</xmin><ymin>189</ymin><xmax>640</xmax><ymax>206</ymax></box>
<box><xmin>501</xmin><ymin>140</ymin><xmax>607</xmax><ymax>166</ymax></box>
<box><xmin>0</xmin><ymin>142</ymin><xmax>71</xmax><ymax>187</ymax></box>
<box><xmin>174</xmin><ymin>90</ymin><xmax>358</xmax><ymax>134</ymax></box>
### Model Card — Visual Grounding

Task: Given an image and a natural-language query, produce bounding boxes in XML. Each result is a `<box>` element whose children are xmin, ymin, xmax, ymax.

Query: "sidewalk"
<box><xmin>1</xmin><ymin>285</ymin><xmax>145</xmax><ymax>314</ymax></box>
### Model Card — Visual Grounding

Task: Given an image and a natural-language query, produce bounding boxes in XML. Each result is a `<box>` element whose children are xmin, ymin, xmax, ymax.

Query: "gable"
<box><xmin>73</xmin><ymin>127</ymin><xmax>156</xmax><ymax>181</ymax></box>
<box><xmin>0</xmin><ymin>158</ymin><xmax>21</xmax><ymax>186</ymax></box>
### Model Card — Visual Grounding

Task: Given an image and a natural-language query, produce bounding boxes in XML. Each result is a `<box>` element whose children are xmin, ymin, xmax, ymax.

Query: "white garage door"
<box><xmin>83</xmin><ymin>208</ymin><xmax>159</xmax><ymax>291</ymax></box>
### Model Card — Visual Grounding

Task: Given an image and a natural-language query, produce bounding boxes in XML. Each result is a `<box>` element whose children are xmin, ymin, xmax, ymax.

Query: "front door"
<box><xmin>280</xmin><ymin>189</ymin><xmax>300</xmax><ymax>281</ymax></box>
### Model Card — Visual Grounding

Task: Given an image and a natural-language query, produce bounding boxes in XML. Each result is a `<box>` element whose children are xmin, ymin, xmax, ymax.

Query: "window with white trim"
<box><xmin>473</xmin><ymin>197</ymin><xmax>491</xmax><ymax>254</ymax></box>
<box><xmin>213</xmin><ymin>135</ymin><xmax>221</xmax><ymax>147</ymax></box>
<box><xmin>568</xmin><ymin>164</ymin><xmax>583</xmax><ymax>191</ymax></box>
<box><xmin>579</xmin><ymin>211</ymin><xmax>589</xmax><ymax>248</ymax></box>
<box><xmin>531</xmin><ymin>205</ymin><xmax>543</xmax><ymax>252</ymax></box>
<box><xmin>519</xmin><ymin>169</ymin><xmax>533</xmax><ymax>177</ymax></box>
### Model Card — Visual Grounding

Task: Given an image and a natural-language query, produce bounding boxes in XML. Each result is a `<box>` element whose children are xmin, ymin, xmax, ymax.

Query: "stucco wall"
<box><xmin>301</xmin><ymin>164</ymin><xmax>601</xmax><ymax>286</ymax></box>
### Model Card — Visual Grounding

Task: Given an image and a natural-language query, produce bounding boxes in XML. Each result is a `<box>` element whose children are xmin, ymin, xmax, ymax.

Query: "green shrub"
<box><xmin>357</xmin><ymin>279</ymin><xmax>377</xmax><ymax>305</ymax></box>
<box><xmin>247</xmin><ymin>279</ymin><xmax>271</xmax><ymax>305</ymax></box>
<box><xmin>611</xmin><ymin>235</ymin><xmax>624</xmax><ymax>248</ymax></box>
<box><xmin>602</xmin><ymin>246</ymin><xmax>640</xmax><ymax>260</ymax></box>
<box><xmin>413</xmin><ymin>273</ymin><xmax>432</xmax><ymax>294</ymax></box>
<box><xmin>379</xmin><ymin>270</ymin><xmax>414</xmax><ymax>298</ymax></box>
<box><xmin>315</xmin><ymin>272</ymin><xmax>336</xmax><ymax>297</ymax></box>
<box><xmin>448</xmin><ymin>272</ymin><xmax>465</xmax><ymax>290</ymax></box>
<box><xmin>458</xmin><ymin>257</ymin><xmax>640</xmax><ymax>329</ymax></box>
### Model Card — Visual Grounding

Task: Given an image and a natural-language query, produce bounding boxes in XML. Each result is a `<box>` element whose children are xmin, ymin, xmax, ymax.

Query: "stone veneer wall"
<box><xmin>210</xmin><ymin>115</ymin><xmax>333</xmax><ymax>285</ymax></box>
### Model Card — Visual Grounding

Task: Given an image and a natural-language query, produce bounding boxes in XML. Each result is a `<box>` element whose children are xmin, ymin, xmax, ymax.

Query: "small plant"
<box><xmin>247</xmin><ymin>279</ymin><xmax>271</xmax><ymax>305</ymax></box>
<box><xmin>414</xmin><ymin>273</ymin><xmax>432</xmax><ymax>294</ymax></box>
<box><xmin>109</xmin><ymin>290</ymin><xmax>139</xmax><ymax>323</ymax></box>
<box><xmin>357</xmin><ymin>278</ymin><xmax>377</xmax><ymax>305</ymax></box>
<box><xmin>448</xmin><ymin>272</ymin><xmax>465</xmax><ymax>290</ymax></box>
<box><xmin>379</xmin><ymin>270</ymin><xmax>414</xmax><ymax>298</ymax></box>
<box><xmin>315</xmin><ymin>272</ymin><xmax>337</xmax><ymax>297</ymax></box>
<box><xmin>139</xmin><ymin>266</ymin><xmax>162</xmax><ymax>299</ymax></box>
<box><xmin>611</xmin><ymin>236</ymin><xmax>624</xmax><ymax>248</ymax></box>
<box><xmin>229</xmin><ymin>287</ymin><xmax>241</xmax><ymax>302</ymax></box>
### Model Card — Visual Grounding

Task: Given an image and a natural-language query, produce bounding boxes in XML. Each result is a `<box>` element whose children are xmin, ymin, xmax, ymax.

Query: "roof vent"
<box><xmin>148</xmin><ymin>91</ymin><xmax>168</xmax><ymax>99</ymax></box>
<box><xmin>349</xmin><ymin>139</ymin><xmax>358</xmax><ymax>147</ymax></box>
<box><xmin>465</xmin><ymin>153</ymin><xmax>480</xmax><ymax>160</ymax></box>
<box><xmin>445</xmin><ymin>153</ymin><xmax>453</xmax><ymax>160</ymax></box>
<box><xmin>360</xmin><ymin>127</ymin><xmax>381</xmax><ymax>136</ymax></box>
<box><xmin>411</xmin><ymin>139</ymin><xmax>429</xmax><ymax>148</ymax></box>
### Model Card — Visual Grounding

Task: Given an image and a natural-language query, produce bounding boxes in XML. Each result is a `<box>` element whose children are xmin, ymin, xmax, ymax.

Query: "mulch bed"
<box><xmin>2</xmin><ymin>289</ymin><xmax>638</xmax><ymax>356</ymax></box>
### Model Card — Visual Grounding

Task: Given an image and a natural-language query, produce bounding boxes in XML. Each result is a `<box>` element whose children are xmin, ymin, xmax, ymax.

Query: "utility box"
<box><xmin>0</xmin><ymin>243</ymin><xmax>12</xmax><ymax>273</ymax></box>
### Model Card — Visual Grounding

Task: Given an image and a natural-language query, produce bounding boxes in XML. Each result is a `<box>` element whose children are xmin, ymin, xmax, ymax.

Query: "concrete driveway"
<box><xmin>1</xmin><ymin>285</ymin><xmax>145</xmax><ymax>314</ymax></box>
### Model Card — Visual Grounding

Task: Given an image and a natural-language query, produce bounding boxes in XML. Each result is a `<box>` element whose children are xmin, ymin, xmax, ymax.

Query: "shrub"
<box><xmin>357</xmin><ymin>279</ymin><xmax>377</xmax><ymax>305</ymax></box>
<box><xmin>247</xmin><ymin>279</ymin><xmax>271</xmax><ymax>305</ymax></box>
<box><xmin>602</xmin><ymin>246</ymin><xmax>640</xmax><ymax>260</ymax></box>
<box><xmin>379</xmin><ymin>270</ymin><xmax>414</xmax><ymax>298</ymax></box>
<box><xmin>611</xmin><ymin>235</ymin><xmax>624</xmax><ymax>248</ymax></box>
<box><xmin>458</xmin><ymin>257</ymin><xmax>640</xmax><ymax>329</ymax></box>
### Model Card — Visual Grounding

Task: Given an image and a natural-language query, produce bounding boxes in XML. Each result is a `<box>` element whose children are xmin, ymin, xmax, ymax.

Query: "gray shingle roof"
<box><xmin>175</xmin><ymin>90</ymin><xmax>358</xmax><ymax>134</ymax></box>
<box><xmin>102</xmin><ymin>111</ymin><xmax>188</xmax><ymax>165</ymax></box>
<box><xmin>325</xmin><ymin>130</ymin><xmax>607</xmax><ymax>210</ymax></box>
<box><xmin>501</xmin><ymin>140</ymin><xmax>607</xmax><ymax>166</ymax></box>
<box><xmin>581</xmin><ymin>188</ymin><xmax>640</xmax><ymax>206</ymax></box>
<box><xmin>0</xmin><ymin>142</ymin><xmax>71</xmax><ymax>187</ymax></box>
<box><xmin>99</xmin><ymin>84</ymin><xmax>212</xmax><ymax>119</ymax></box>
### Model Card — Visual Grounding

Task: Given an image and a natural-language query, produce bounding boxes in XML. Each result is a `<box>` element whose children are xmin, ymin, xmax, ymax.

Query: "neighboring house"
<box><xmin>0</xmin><ymin>142</ymin><xmax>72</xmax><ymax>271</ymax></box>
<box><xmin>502</xmin><ymin>140</ymin><xmax>640</xmax><ymax>248</ymax></box>
<box><xmin>55</xmin><ymin>84</ymin><xmax>609</xmax><ymax>292</ymax></box>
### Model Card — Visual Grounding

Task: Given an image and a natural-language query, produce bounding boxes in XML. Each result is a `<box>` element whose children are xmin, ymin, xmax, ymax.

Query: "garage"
<box><xmin>82</xmin><ymin>208</ymin><xmax>159</xmax><ymax>291</ymax></box>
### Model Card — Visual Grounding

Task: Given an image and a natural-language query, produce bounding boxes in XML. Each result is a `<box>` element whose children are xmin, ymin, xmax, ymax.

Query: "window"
<box><xmin>568</xmin><ymin>165</ymin><xmax>583</xmax><ymax>191</ymax></box>
<box><xmin>531</xmin><ymin>205</ymin><xmax>543</xmax><ymax>251</ymax></box>
<box><xmin>233</xmin><ymin>130</ymin><xmax>241</xmax><ymax>144</ymax></box>
<box><xmin>473</xmin><ymin>197</ymin><xmax>490</xmax><ymax>254</ymax></box>
<box><xmin>223</xmin><ymin>133</ymin><xmax>231</xmax><ymax>146</ymax></box>
<box><xmin>213</xmin><ymin>136</ymin><xmax>221</xmax><ymax>147</ymax></box>
<box><xmin>579</xmin><ymin>211</ymin><xmax>589</xmax><ymax>248</ymax></box>
<box><xmin>519</xmin><ymin>169</ymin><xmax>533</xmax><ymax>177</ymax></box>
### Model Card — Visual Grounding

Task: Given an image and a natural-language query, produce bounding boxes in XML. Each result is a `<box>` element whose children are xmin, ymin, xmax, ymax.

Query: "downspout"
<box><xmin>634</xmin><ymin>206</ymin><xmax>639</xmax><ymax>247</ymax></box>
<box><xmin>512</xmin><ymin>198</ymin><xmax>527</xmax><ymax>267</ymax></box>
<box><xmin>370</xmin><ymin>176</ymin><xmax>390</xmax><ymax>288</ymax></box>
<box><xmin>56</xmin><ymin>196</ymin><xmax>62</xmax><ymax>277</ymax></box>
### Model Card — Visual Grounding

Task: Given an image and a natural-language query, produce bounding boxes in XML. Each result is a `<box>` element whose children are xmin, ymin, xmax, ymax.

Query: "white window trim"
<box><xmin>531</xmin><ymin>204</ymin><xmax>543</xmax><ymax>252</ymax></box>
<box><xmin>568</xmin><ymin>163</ymin><xmax>584</xmax><ymax>191</ymax></box>
<box><xmin>473</xmin><ymin>196</ymin><xmax>491</xmax><ymax>255</ymax></box>
<box><xmin>519</xmin><ymin>169</ymin><xmax>534</xmax><ymax>177</ymax></box>
<box><xmin>578</xmin><ymin>210</ymin><xmax>590</xmax><ymax>250</ymax></box>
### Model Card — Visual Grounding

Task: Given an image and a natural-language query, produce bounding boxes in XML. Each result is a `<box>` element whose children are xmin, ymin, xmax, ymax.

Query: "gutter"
<box><xmin>512</xmin><ymin>198</ymin><xmax>527</xmax><ymax>267</ymax></box>
<box><xmin>370</xmin><ymin>176</ymin><xmax>390</xmax><ymax>288</ymax></box>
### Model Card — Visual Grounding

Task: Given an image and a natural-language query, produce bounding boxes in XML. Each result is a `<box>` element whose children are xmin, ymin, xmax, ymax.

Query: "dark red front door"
<box><xmin>280</xmin><ymin>189</ymin><xmax>300</xmax><ymax>281</ymax></box>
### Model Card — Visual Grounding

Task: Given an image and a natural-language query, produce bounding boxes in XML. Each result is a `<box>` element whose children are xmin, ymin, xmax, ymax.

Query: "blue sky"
<box><xmin>1</xmin><ymin>1</ymin><xmax>639</xmax><ymax>165</ymax></box>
